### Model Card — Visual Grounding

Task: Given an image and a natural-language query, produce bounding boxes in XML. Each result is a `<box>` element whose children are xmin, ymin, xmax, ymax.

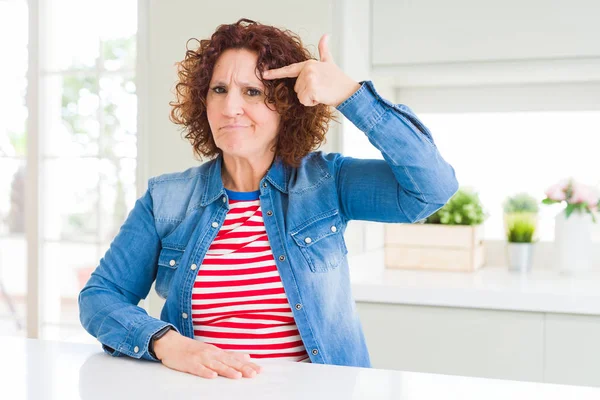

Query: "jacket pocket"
<box><xmin>290</xmin><ymin>209</ymin><xmax>347</xmax><ymax>273</ymax></box>
<box><xmin>156</xmin><ymin>246</ymin><xmax>184</xmax><ymax>299</ymax></box>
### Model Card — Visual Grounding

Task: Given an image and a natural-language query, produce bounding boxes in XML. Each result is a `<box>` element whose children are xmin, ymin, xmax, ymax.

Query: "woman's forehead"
<box><xmin>211</xmin><ymin>48</ymin><xmax>262</xmax><ymax>85</ymax></box>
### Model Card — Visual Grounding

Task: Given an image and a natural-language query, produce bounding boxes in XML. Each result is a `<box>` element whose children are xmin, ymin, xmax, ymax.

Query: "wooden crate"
<box><xmin>384</xmin><ymin>223</ymin><xmax>485</xmax><ymax>272</ymax></box>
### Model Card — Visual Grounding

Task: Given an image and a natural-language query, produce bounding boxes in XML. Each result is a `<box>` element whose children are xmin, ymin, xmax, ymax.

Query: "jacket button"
<box><xmin>331</xmin><ymin>226</ymin><xmax>337</xmax><ymax>233</ymax></box>
<box><xmin>222</xmin><ymin>196</ymin><xmax>227</xmax><ymax>203</ymax></box>
<box><xmin>266</xmin><ymin>210</ymin><xmax>273</xmax><ymax>216</ymax></box>
<box><xmin>169</xmin><ymin>259</ymin><xmax>176</xmax><ymax>266</ymax></box>
<box><xmin>190</xmin><ymin>264</ymin><xmax>197</xmax><ymax>270</ymax></box>
<box><xmin>279</xmin><ymin>255</ymin><xmax>286</xmax><ymax>261</ymax></box>
<box><xmin>211</xmin><ymin>222</ymin><xmax>218</xmax><ymax>228</ymax></box>
<box><xmin>134</xmin><ymin>346</ymin><xmax>139</xmax><ymax>353</ymax></box>
<box><xmin>182</xmin><ymin>313</ymin><xmax>188</xmax><ymax>319</ymax></box>
<box><xmin>304</xmin><ymin>237</ymin><xmax>312</xmax><ymax>244</ymax></box>
<box><xmin>312</xmin><ymin>349</ymin><xmax>318</xmax><ymax>355</ymax></box>
<box><xmin>263</xmin><ymin>182</ymin><xmax>267</xmax><ymax>188</ymax></box>
<box><xmin>295</xmin><ymin>303</ymin><xmax>302</xmax><ymax>310</ymax></box>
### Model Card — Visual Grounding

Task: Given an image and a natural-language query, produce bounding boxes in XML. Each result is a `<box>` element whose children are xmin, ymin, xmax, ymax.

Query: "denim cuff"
<box><xmin>336</xmin><ymin>81</ymin><xmax>389</xmax><ymax>133</ymax></box>
<box><xmin>122</xmin><ymin>319</ymin><xmax>178</xmax><ymax>361</ymax></box>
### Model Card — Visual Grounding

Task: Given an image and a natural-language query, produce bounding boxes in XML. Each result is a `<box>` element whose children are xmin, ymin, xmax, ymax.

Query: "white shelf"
<box><xmin>349</xmin><ymin>251</ymin><xmax>600</xmax><ymax>316</ymax></box>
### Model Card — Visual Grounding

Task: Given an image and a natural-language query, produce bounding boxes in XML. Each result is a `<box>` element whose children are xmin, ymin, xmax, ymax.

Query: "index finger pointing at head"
<box><xmin>263</xmin><ymin>62</ymin><xmax>306</xmax><ymax>79</ymax></box>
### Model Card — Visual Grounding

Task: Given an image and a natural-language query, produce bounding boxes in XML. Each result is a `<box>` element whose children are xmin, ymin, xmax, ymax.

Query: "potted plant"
<box><xmin>543</xmin><ymin>178</ymin><xmax>599</xmax><ymax>273</ymax></box>
<box><xmin>503</xmin><ymin>192</ymin><xmax>539</xmax><ymax>240</ymax></box>
<box><xmin>505</xmin><ymin>213</ymin><xmax>537</xmax><ymax>272</ymax></box>
<box><xmin>384</xmin><ymin>188</ymin><xmax>488</xmax><ymax>272</ymax></box>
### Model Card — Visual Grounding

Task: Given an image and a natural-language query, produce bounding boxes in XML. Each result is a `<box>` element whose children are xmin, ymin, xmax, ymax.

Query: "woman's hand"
<box><xmin>153</xmin><ymin>330</ymin><xmax>262</xmax><ymax>379</ymax></box>
<box><xmin>262</xmin><ymin>34</ymin><xmax>361</xmax><ymax>107</ymax></box>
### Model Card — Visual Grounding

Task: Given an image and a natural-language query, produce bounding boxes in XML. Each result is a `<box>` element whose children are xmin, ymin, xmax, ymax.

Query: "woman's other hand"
<box><xmin>262</xmin><ymin>34</ymin><xmax>360</xmax><ymax>107</ymax></box>
<box><xmin>153</xmin><ymin>330</ymin><xmax>262</xmax><ymax>379</ymax></box>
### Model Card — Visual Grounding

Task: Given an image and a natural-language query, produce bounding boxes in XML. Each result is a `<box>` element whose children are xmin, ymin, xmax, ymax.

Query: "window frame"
<box><xmin>21</xmin><ymin>0</ymin><xmax>144</xmax><ymax>338</ymax></box>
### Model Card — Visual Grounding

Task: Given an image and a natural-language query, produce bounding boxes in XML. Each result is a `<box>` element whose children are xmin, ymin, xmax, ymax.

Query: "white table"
<box><xmin>3</xmin><ymin>338</ymin><xmax>600</xmax><ymax>399</ymax></box>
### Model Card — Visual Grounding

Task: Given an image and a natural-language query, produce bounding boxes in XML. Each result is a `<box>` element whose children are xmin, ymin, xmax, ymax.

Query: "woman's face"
<box><xmin>207</xmin><ymin>48</ymin><xmax>281</xmax><ymax>160</ymax></box>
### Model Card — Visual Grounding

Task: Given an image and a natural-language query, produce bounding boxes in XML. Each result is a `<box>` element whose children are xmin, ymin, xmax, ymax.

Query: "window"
<box><xmin>340</xmin><ymin>84</ymin><xmax>600</xmax><ymax>245</ymax></box>
<box><xmin>0</xmin><ymin>0</ymin><xmax>138</xmax><ymax>341</ymax></box>
<box><xmin>39</xmin><ymin>0</ymin><xmax>138</xmax><ymax>342</ymax></box>
<box><xmin>418</xmin><ymin>111</ymin><xmax>600</xmax><ymax>241</ymax></box>
<box><xmin>0</xmin><ymin>0</ymin><xmax>28</xmax><ymax>337</ymax></box>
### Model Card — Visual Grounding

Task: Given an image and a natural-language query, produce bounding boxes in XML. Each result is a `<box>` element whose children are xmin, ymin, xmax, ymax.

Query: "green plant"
<box><xmin>426</xmin><ymin>188</ymin><xmax>486</xmax><ymax>225</ymax></box>
<box><xmin>503</xmin><ymin>192</ymin><xmax>539</xmax><ymax>214</ymax></box>
<box><xmin>506</xmin><ymin>216</ymin><xmax>536</xmax><ymax>243</ymax></box>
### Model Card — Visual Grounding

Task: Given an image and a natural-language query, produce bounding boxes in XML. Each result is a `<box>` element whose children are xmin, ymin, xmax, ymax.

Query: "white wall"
<box><xmin>372</xmin><ymin>0</ymin><xmax>600</xmax><ymax>65</ymax></box>
<box><xmin>396</xmin><ymin>83</ymin><xmax>600</xmax><ymax>113</ymax></box>
<box><xmin>368</xmin><ymin>0</ymin><xmax>600</xmax><ymax>104</ymax></box>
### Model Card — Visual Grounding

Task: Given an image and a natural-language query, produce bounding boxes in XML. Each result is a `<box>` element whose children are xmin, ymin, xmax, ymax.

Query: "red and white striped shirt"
<box><xmin>191</xmin><ymin>189</ymin><xmax>310</xmax><ymax>362</ymax></box>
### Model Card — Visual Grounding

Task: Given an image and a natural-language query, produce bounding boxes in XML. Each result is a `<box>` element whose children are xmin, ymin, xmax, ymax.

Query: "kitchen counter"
<box><xmin>349</xmin><ymin>251</ymin><xmax>600</xmax><ymax>315</ymax></box>
<box><xmin>3</xmin><ymin>338</ymin><xmax>600</xmax><ymax>399</ymax></box>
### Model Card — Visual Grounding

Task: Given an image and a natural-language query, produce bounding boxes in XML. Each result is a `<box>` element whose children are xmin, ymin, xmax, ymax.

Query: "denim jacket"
<box><xmin>79</xmin><ymin>81</ymin><xmax>458</xmax><ymax>367</ymax></box>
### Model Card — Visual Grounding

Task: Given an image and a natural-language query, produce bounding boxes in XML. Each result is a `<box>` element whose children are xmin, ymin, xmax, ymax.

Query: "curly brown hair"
<box><xmin>169</xmin><ymin>18</ymin><xmax>336</xmax><ymax>167</ymax></box>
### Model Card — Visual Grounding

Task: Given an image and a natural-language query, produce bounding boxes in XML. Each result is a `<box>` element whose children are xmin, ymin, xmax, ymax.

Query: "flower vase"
<box><xmin>554</xmin><ymin>211</ymin><xmax>593</xmax><ymax>273</ymax></box>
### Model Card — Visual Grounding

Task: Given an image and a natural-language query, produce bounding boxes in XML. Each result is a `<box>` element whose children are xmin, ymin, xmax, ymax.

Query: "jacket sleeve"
<box><xmin>334</xmin><ymin>80</ymin><xmax>459</xmax><ymax>223</ymax></box>
<box><xmin>78</xmin><ymin>183</ymin><xmax>177</xmax><ymax>361</ymax></box>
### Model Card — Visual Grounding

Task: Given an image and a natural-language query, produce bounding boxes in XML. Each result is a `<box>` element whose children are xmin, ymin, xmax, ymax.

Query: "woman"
<box><xmin>79</xmin><ymin>18</ymin><xmax>458</xmax><ymax>380</ymax></box>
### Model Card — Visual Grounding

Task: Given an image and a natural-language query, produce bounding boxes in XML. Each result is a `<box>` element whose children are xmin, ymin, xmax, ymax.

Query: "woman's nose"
<box><xmin>222</xmin><ymin>92</ymin><xmax>244</xmax><ymax>117</ymax></box>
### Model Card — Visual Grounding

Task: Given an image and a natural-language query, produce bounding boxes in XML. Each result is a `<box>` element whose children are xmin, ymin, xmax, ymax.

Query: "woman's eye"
<box><xmin>212</xmin><ymin>86</ymin><xmax>226</xmax><ymax>94</ymax></box>
<box><xmin>246</xmin><ymin>88</ymin><xmax>262</xmax><ymax>97</ymax></box>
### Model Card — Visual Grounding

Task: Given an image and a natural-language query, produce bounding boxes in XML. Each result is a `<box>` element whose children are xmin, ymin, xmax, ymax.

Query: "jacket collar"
<box><xmin>201</xmin><ymin>154</ymin><xmax>289</xmax><ymax>206</ymax></box>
